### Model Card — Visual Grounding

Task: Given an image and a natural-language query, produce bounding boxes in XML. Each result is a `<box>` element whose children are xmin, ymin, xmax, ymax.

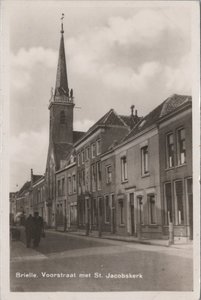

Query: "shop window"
<box><xmin>164</xmin><ymin>182</ymin><xmax>172</xmax><ymax>224</ymax></box>
<box><xmin>137</xmin><ymin>195</ymin><xmax>144</xmax><ymax>225</ymax></box>
<box><xmin>174</xmin><ymin>180</ymin><xmax>184</xmax><ymax>225</ymax></box>
<box><xmin>105</xmin><ymin>195</ymin><xmax>110</xmax><ymax>223</ymax></box>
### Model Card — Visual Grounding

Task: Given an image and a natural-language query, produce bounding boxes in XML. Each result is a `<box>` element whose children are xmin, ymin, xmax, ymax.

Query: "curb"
<box><xmin>46</xmin><ymin>229</ymin><xmax>170</xmax><ymax>248</ymax></box>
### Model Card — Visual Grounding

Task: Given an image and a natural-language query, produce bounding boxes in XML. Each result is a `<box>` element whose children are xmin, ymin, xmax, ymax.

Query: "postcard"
<box><xmin>0</xmin><ymin>1</ymin><xmax>200</xmax><ymax>300</ymax></box>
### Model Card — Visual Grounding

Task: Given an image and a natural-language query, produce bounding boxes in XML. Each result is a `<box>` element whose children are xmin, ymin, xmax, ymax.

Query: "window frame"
<box><xmin>68</xmin><ymin>176</ymin><xmax>72</xmax><ymax>195</ymax></box>
<box><xmin>141</xmin><ymin>145</ymin><xmax>149</xmax><ymax>176</ymax></box>
<box><xmin>177</xmin><ymin>127</ymin><xmax>186</xmax><ymax>166</ymax></box>
<box><xmin>121</xmin><ymin>156</ymin><xmax>128</xmax><ymax>182</ymax></box>
<box><xmin>104</xmin><ymin>195</ymin><xmax>110</xmax><ymax>224</ymax></box>
<box><xmin>106</xmin><ymin>165</ymin><xmax>112</xmax><ymax>184</ymax></box>
<box><xmin>96</xmin><ymin>139</ymin><xmax>101</xmax><ymax>155</ymax></box>
<box><xmin>174</xmin><ymin>180</ymin><xmax>184</xmax><ymax>225</ymax></box>
<box><xmin>91</xmin><ymin>143</ymin><xmax>96</xmax><ymax>159</ymax></box>
<box><xmin>96</xmin><ymin>161</ymin><xmax>101</xmax><ymax>191</ymax></box>
<box><xmin>166</xmin><ymin>132</ymin><xmax>175</xmax><ymax>169</ymax></box>
<box><xmin>148</xmin><ymin>194</ymin><xmax>157</xmax><ymax>225</ymax></box>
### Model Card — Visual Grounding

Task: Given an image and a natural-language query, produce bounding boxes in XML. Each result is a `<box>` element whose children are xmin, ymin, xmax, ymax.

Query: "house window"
<box><xmin>141</xmin><ymin>146</ymin><xmax>149</xmax><ymax>175</ymax></box>
<box><xmin>85</xmin><ymin>169</ymin><xmax>90</xmax><ymax>192</ymax></box>
<box><xmin>96</xmin><ymin>139</ymin><xmax>101</xmax><ymax>155</ymax></box>
<box><xmin>121</xmin><ymin>156</ymin><xmax>128</xmax><ymax>182</ymax></box>
<box><xmin>91</xmin><ymin>143</ymin><xmax>96</xmax><ymax>158</ymax></box>
<box><xmin>68</xmin><ymin>176</ymin><xmax>72</xmax><ymax>195</ymax></box>
<box><xmin>82</xmin><ymin>169</ymin><xmax>85</xmax><ymax>192</ymax></box>
<box><xmin>60</xmin><ymin>110</ymin><xmax>66</xmax><ymax>124</ymax></box>
<box><xmin>96</xmin><ymin>161</ymin><xmax>101</xmax><ymax>190</ymax></box>
<box><xmin>177</xmin><ymin>128</ymin><xmax>186</xmax><ymax>165</ymax></box>
<box><xmin>137</xmin><ymin>196</ymin><xmax>144</xmax><ymax>225</ymax></box>
<box><xmin>106</xmin><ymin>165</ymin><xmax>112</xmax><ymax>184</ymax></box>
<box><xmin>105</xmin><ymin>195</ymin><xmax>110</xmax><ymax>223</ymax></box>
<box><xmin>85</xmin><ymin>147</ymin><xmax>90</xmax><ymax>161</ymax></box>
<box><xmin>81</xmin><ymin>150</ymin><xmax>85</xmax><ymax>164</ymax></box>
<box><xmin>58</xmin><ymin>180</ymin><xmax>61</xmax><ymax>196</ymax></box>
<box><xmin>72</xmin><ymin>174</ymin><xmax>76</xmax><ymax>193</ymax></box>
<box><xmin>61</xmin><ymin>178</ymin><xmax>65</xmax><ymax>196</ymax></box>
<box><xmin>174</xmin><ymin>180</ymin><xmax>184</xmax><ymax>225</ymax></box>
<box><xmin>119</xmin><ymin>200</ymin><xmax>124</xmax><ymax>225</ymax></box>
<box><xmin>77</xmin><ymin>153</ymin><xmax>81</xmax><ymax>167</ymax></box>
<box><xmin>91</xmin><ymin>164</ymin><xmax>96</xmax><ymax>192</ymax></box>
<box><xmin>166</xmin><ymin>133</ymin><xmax>174</xmax><ymax>168</ymax></box>
<box><xmin>78</xmin><ymin>171</ymin><xmax>81</xmax><ymax>195</ymax></box>
<box><xmin>148</xmin><ymin>194</ymin><xmax>156</xmax><ymax>224</ymax></box>
<box><xmin>164</xmin><ymin>183</ymin><xmax>172</xmax><ymax>224</ymax></box>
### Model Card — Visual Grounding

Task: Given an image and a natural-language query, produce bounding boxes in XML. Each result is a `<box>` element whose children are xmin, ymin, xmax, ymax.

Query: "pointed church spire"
<box><xmin>55</xmin><ymin>13</ymin><xmax>69</xmax><ymax>98</ymax></box>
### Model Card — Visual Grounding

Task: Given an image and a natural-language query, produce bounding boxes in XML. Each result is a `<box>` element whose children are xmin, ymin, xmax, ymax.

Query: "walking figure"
<box><xmin>32</xmin><ymin>212</ymin><xmax>44</xmax><ymax>248</ymax></box>
<box><xmin>25</xmin><ymin>214</ymin><xmax>34</xmax><ymax>248</ymax></box>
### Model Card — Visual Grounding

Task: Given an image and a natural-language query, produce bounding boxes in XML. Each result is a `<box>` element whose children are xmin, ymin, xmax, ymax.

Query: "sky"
<box><xmin>7</xmin><ymin>1</ymin><xmax>193</xmax><ymax>192</ymax></box>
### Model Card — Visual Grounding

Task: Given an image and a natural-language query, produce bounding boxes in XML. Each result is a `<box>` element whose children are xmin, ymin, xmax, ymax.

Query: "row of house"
<box><xmin>10</xmin><ymin>22</ymin><xmax>193</xmax><ymax>241</ymax></box>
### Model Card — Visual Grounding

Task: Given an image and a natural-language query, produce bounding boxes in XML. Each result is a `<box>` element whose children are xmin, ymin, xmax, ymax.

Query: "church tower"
<box><xmin>49</xmin><ymin>18</ymin><xmax>74</xmax><ymax>145</ymax></box>
<box><xmin>45</xmin><ymin>16</ymin><xmax>75</xmax><ymax>228</ymax></box>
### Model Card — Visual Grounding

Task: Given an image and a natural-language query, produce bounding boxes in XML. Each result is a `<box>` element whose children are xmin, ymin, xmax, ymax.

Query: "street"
<box><xmin>10</xmin><ymin>230</ymin><xmax>193</xmax><ymax>292</ymax></box>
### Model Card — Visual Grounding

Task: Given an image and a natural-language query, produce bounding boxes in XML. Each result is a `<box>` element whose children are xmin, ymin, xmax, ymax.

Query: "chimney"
<box><xmin>135</xmin><ymin>109</ymin><xmax>138</xmax><ymax>116</ymax></box>
<box><xmin>31</xmin><ymin>169</ymin><xmax>33</xmax><ymax>186</ymax></box>
<box><xmin>130</xmin><ymin>105</ymin><xmax>135</xmax><ymax>116</ymax></box>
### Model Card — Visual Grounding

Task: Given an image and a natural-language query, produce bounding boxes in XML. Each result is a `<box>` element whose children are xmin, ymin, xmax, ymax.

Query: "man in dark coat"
<box><xmin>32</xmin><ymin>212</ymin><xmax>44</xmax><ymax>248</ymax></box>
<box><xmin>25</xmin><ymin>214</ymin><xmax>34</xmax><ymax>248</ymax></box>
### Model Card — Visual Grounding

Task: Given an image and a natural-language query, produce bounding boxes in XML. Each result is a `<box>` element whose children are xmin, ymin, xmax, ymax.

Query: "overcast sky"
<box><xmin>7</xmin><ymin>1</ymin><xmax>193</xmax><ymax>192</ymax></box>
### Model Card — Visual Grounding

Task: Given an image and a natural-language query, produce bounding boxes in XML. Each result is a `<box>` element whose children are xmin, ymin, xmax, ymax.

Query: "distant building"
<box><xmin>55</xmin><ymin>150</ymin><xmax>77</xmax><ymax>231</ymax></box>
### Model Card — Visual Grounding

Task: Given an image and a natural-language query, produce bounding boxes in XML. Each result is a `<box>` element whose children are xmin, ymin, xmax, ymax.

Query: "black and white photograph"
<box><xmin>0</xmin><ymin>1</ymin><xmax>200</xmax><ymax>299</ymax></box>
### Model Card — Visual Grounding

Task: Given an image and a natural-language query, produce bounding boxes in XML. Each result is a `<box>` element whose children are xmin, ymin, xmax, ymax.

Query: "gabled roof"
<box><xmin>17</xmin><ymin>181</ymin><xmax>31</xmax><ymax>197</ymax></box>
<box><xmin>120</xmin><ymin>114</ymin><xmax>142</xmax><ymax>129</ymax></box>
<box><xmin>33</xmin><ymin>175</ymin><xmax>43</xmax><ymax>184</ymax></box>
<box><xmin>73</xmin><ymin>131</ymin><xmax>85</xmax><ymax>143</ymax></box>
<box><xmin>75</xmin><ymin>109</ymin><xmax>129</xmax><ymax>146</ymax></box>
<box><xmin>123</xmin><ymin>94</ymin><xmax>192</xmax><ymax>142</ymax></box>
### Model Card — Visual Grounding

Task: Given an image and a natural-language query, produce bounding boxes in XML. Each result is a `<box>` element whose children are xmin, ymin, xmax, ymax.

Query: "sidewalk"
<box><xmin>48</xmin><ymin>228</ymin><xmax>193</xmax><ymax>250</ymax></box>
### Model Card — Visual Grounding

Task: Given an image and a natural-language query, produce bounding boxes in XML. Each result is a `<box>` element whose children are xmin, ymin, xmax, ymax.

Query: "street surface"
<box><xmin>10</xmin><ymin>230</ymin><xmax>193</xmax><ymax>292</ymax></box>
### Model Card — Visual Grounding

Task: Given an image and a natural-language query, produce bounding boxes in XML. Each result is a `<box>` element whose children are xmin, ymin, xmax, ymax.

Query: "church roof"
<box><xmin>54</xmin><ymin>29</ymin><xmax>69</xmax><ymax>97</ymax></box>
<box><xmin>123</xmin><ymin>94</ymin><xmax>192</xmax><ymax>142</ymax></box>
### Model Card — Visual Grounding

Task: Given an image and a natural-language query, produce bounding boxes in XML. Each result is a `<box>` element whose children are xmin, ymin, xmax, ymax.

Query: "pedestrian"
<box><xmin>25</xmin><ymin>214</ymin><xmax>34</xmax><ymax>248</ymax></box>
<box><xmin>32</xmin><ymin>212</ymin><xmax>44</xmax><ymax>248</ymax></box>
